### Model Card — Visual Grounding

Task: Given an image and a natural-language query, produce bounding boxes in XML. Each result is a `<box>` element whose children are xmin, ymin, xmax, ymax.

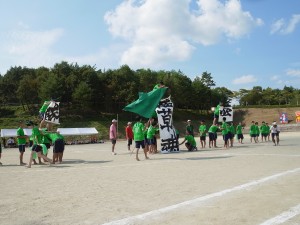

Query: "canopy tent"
<box><xmin>1</xmin><ymin>128</ymin><xmax>98</xmax><ymax>137</ymax></box>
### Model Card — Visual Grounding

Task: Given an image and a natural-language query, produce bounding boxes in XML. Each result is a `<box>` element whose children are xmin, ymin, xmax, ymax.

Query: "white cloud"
<box><xmin>104</xmin><ymin>0</ymin><xmax>263</xmax><ymax>69</ymax></box>
<box><xmin>271</xmin><ymin>14</ymin><xmax>300</xmax><ymax>35</ymax></box>
<box><xmin>232</xmin><ymin>75</ymin><xmax>257</xmax><ymax>85</ymax></box>
<box><xmin>0</xmin><ymin>27</ymin><xmax>64</xmax><ymax>73</ymax></box>
<box><xmin>286</xmin><ymin>68</ymin><xmax>300</xmax><ymax>77</ymax></box>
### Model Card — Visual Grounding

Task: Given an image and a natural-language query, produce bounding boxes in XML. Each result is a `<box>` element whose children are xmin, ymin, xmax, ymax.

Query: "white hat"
<box><xmin>272</xmin><ymin>122</ymin><xmax>276</xmax><ymax>125</ymax></box>
<box><xmin>187</xmin><ymin>120</ymin><xmax>191</xmax><ymax>122</ymax></box>
<box><xmin>112</xmin><ymin>119</ymin><xmax>117</xmax><ymax>123</ymax></box>
<box><xmin>127</xmin><ymin>122</ymin><xmax>132</xmax><ymax>125</ymax></box>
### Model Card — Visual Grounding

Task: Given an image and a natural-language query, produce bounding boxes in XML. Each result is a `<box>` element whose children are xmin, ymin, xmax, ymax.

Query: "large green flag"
<box><xmin>123</xmin><ymin>87</ymin><xmax>167</xmax><ymax>118</ymax></box>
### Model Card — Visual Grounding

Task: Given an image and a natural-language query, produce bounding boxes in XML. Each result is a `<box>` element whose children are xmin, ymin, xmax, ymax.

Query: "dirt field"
<box><xmin>0</xmin><ymin>132</ymin><xmax>300</xmax><ymax>225</ymax></box>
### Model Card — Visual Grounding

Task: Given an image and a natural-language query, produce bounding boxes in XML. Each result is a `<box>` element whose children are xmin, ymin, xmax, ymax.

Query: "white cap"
<box><xmin>127</xmin><ymin>122</ymin><xmax>132</xmax><ymax>125</ymax></box>
<box><xmin>272</xmin><ymin>122</ymin><xmax>276</xmax><ymax>125</ymax></box>
<box><xmin>112</xmin><ymin>119</ymin><xmax>117</xmax><ymax>123</ymax></box>
<box><xmin>187</xmin><ymin>120</ymin><xmax>191</xmax><ymax>122</ymax></box>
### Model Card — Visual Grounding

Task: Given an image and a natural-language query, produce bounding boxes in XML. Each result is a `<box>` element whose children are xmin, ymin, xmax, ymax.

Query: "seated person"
<box><xmin>7</xmin><ymin>137</ymin><xmax>15</xmax><ymax>148</ymax></box>
<box><xmin>179</xmin><ymin>131</ymin><xmax>197</xmax><ymax>151</ymax></box>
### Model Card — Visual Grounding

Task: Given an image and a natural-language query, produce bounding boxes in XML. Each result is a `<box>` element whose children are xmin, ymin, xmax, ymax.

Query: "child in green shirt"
<box><xmin>199</xmin><ymin>120</ymin><xmax>207</xmax><ymax>148</ymax></box>
<box><xmin>179</xmin><ymin>131</ymin><xmax>197</xmax><ymax>151</ymax></box>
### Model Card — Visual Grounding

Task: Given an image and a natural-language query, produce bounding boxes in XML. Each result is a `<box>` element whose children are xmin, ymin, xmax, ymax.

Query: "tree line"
<box><xmin>0</xmin><ymin>61</ymin><xmax>299</xmax><ymax>116</ymax></box>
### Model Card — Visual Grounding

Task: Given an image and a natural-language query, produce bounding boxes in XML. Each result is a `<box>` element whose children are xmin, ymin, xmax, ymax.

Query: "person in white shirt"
<box><xmin>270</xmin><ymin>122</ymin><xmax>280</xmax><ymax>146</ymax></box>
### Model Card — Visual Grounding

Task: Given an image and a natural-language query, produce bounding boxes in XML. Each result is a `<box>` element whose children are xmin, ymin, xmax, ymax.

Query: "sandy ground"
<box><xmin>0</xmin><ymin>132</ymin><xmax>300</xmax><ymax>225</ymax></box>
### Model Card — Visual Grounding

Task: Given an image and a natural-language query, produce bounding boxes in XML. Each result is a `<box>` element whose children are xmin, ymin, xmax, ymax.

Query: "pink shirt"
<box><xmin>109</xmin><ymin>124</ymin><xmax>117</xmax><ymax>139</ymax></box>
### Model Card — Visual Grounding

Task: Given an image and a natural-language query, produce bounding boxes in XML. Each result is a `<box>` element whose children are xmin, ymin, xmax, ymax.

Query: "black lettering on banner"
<box><xmin>220</xmin><ymin>107</ymin><xmax>232</xmax><ymax>117</ymax></box>
<box><xmin>161</xmin><ymin>134</ymin><xmax>179</xmax><ymax>152</ymax></box>
<box><xmin>45</xmin><ymin>102</ymin><xmax>60</xmax><ymax>123</ymax></box>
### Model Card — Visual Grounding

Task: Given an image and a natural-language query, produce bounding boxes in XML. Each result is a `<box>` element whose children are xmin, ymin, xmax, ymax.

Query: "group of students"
<box><xmin>176</xmin><ymin>117</ymin><xmax>281</xmax><ymax>152</ymax></box>
<box><xmin>110</xmin><ymin>117</ymin><xmax>160</xmax><ymax>161</ymax></box>
<box><xmin>0</xmin><ymin>99</ymin><xmax>65</xmax><ymax>167</ymax></box>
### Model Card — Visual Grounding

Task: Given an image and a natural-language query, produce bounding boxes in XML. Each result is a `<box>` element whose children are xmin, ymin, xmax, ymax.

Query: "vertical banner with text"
<box><xmin>156</xmin><ymin>97</ymin><xmax>179</xmax><ymax>154</ymax></box>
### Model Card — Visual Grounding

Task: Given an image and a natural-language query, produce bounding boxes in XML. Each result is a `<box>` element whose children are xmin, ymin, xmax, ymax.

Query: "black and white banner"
<box><xmin>218</xmin><ymin>106</ymin><xmax>233</xmax><ymax>122</ymax></box>
<box><xmin>45</xmin><ymin>101</ymin><xmax>60</xmax><ymax>124</ymax></box>
<box><xmin>156</xmin><ymin>97</ymin><xmax>179</xmax><ymax>154</ymax></box>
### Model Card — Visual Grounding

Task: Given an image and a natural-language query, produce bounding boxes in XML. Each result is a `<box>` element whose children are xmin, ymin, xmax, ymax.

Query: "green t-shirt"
<box><xmin>32</xmin><ymin>127</ymin><xmax>43</xmax><ymax>144</ymax></box>
<box><xmin>41</xmin><ymin>129</ymin><xmax>51</xmax><ymax>144</ymax></box>
<box><xmin>249</xmin><ymin>124</ymin><xmax>256</xmax><ymax>135</ymax></box>
<box><xmin>185</xmin><ymin>135</ymin><xmax>196</xmax><ymax>147</ymax></box>
<box><xmin>186</xmin><ymin>125</ymin><xmax>194</xmax><ymax>135</ymax></box>
<box><xmin>255</xmin><ymin>125</ymin><xmax>260</xmax><ymax>135</ymax></box>
<box><xmin>39</xmin><ymin>101</ymin><xmax>50</xmax><ymax>113</ymax></box>
<box><xmin>260</xmin><ymin>124</ymin><xmax>268</xmax><ymax>134</ymax></box>
<box><xmin>133</xmin><ymin>122</ymin><xmax>145</xmax><ymax>141</ymax></box>
<box><xmin>229</xmin><ymin>125</ymin><xmax>235</xmax><ymax>134</ymax></box>
<box><xmin>48</xmin><ymin>133</ymin><xmax>64</xmax><ymax>143</ymax></box>
<box><xmin>16</xmin><ymin>127</ymin><xmax>26</xmax><ymax>145</ymax></box>
<box><xmin>214</xmin><ymin>104</ymin><xmax>220</xmax><ymax>116</ymax></box>
<box><xmin>221</xmin><ymin>122</ymin><xmax>229</xmax><ymax>135</ymax></box>
<box><xmin>236</xmin><ymin>125</ymin><xmax>243</xmax><ymax>134</ymax></box>
<box><xmin>147</xmin><ymin>125</ymin><xmax>158</xmax><ymax>139</ymax></box>
<box><xmin>208</xmin><ymin>125</ymin><xmax>218</xmax><ymax>133</ymax></box>
<box><xmin>199</xmin><ymin>125</ymin><xmax>207</xmax><ymax>137</ymax></box>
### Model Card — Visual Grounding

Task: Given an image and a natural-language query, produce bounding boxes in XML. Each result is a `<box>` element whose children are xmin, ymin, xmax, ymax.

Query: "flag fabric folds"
<box><xmin>123</xmin><ymin>87</ymin><xmax>167</xmax><ymax>118</ymax></box>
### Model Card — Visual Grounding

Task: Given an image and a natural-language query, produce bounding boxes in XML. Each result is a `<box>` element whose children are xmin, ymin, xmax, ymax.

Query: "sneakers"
<box><xmin>112</xmin><ymin>152</ymin><xmax>117</xmax><ymax>155</ymax></box>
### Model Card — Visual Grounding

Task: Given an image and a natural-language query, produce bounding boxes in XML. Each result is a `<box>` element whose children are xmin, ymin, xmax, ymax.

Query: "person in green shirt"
<box><xmin>146</xmin><ymin>121</ymin><xmax>159</xmax><ymax>154</ymax></box>
<box><xmin>26</xmin><ymin>120</ymin><xmax>42</xmax><ymax>165</ymax></box>
<box><xmin>208</xmin><ymin>124</ymin><xmax>219</xmax><ymax>148</ymax></box>
<box><xmin>199</xmin><ymin>120</ymin><xmax>207</xmax><ymax>148</ymax></box>
<box><xmin>48</xmin><ymin>131</ymin><xmax>65</xmax><ymax>163</ymax></box>
<box><xmin>186</xmin><ymin>120</ymin><xmax>194</xmax><ymax>137</ymax></box>
<box><xmin>255</xmin><ymin>122</ymin><xmax>260</xmax><ymax>143</ymax></box>
<box><xmin>260</xmin><ymin>121</ymin><xmax>269</xmax><ymax>142</ymax></box>
<box><xmin>249</xmin><ymin>121</ymin><xmax>257</xmax><ymax>143</ymax></box>
<box><xmin>27</xmin><ymin>125</ymin><xmax>53</xmax><ymax>168</ymax></box>
<box><xmin>236</xmin><ymin>122</ymin><xmax>244</xmax><ymax>144</ymax></box>
<box><xmin>213</xmin><ymin>102</ymin><xmax>223</xmax><ymax>125</ymax></box>
<box><xmin>266</xmin><ymin>122</ymin><xmax>271</xmax><ymax>141</ymax></box>
<box><xmin>229</xmin><ymin>122</ymin><xmax>235</xmax><ymax>147</ymax></box>
<box><xmin>133</xmin><ymin>117</ymin><xmax>149</xmax><ymax>161</ymax></box>
<box><xmin>39</xmin><ymin>100</ymin><xmax>51</xmax><ymax>129</ymax></box>
<box><xmin>179</xmin><ymin>131</ymin><xmax>197</xmax><ymax>151</ymax></box>
<box><xmin>220</xmin><ymin>117</ymin><xmax>229</xmax><ymax>149</ymax></box>
<box><xmin>17</xmin><ymin>121</ymin><xmax>28</xmax><ymax>165</ymax></box>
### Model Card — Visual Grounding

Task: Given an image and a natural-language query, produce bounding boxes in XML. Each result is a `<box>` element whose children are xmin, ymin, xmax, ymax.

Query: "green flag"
<box><xmin>123</xmin><ymin>87</ymin><xmax>167</xmax><ymax>118</ymax></box>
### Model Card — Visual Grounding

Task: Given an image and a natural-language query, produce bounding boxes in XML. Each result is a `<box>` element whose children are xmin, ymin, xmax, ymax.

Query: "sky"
<box><xmin>0</xmin><ymin>0</ymin><xmax>300</xmax><ymax>91</ymax></box>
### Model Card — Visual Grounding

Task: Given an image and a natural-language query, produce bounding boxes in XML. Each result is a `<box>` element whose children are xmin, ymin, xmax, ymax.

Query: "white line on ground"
<box><xmin>259</xmin><ymin>203</ymin><xmax>300</xmax><ymax>225</ymax></box>
<box><xmin>101</xmin><ymin>168</ymin><xmax>300</xmax><ymax>225</ymax></box>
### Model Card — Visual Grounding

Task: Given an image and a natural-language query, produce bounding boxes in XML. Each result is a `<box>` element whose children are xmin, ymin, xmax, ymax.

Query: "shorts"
<box><xmin>271</xmin><ymin>133</ymin><xmax>279</xmax><ymax>138</ymax></box>
<box><xmin>200</xmin><ymin>136</ymin><xmax>206</xmax><ymax>141</ymax></box>
<box><xmin>135</xmin><ymin>140</ymin><xmax>145</xmax><ymax>149</ymax></box>
<box><xmin>262</xmin><ymin>133</ymin><xmax>268</xmax><ymax>137</ymax></box>
<box><xmin>250</xmin><ymin>134</ymin><xmax>256</xmax><ymax>138</ymax></box>
<box><xmin>208</xmin><ymin>132</ymin><xmax>216</xmax><ymax>141</ymax></box>
<box><xmin>111</xmin><ymin>139</ymin><xmax>116</xmax><ymax>144</ymax></box>
<box><xmin>53</xmin><ymin>139</ymin><xmax>65</xmax><ymax>153</ymax></box>
<box><xmin>127</xmin><ymin>139</ymin><xmax>132</xmax><ymax>146</ymax></box>
<box><xmin>32</xmin><ymin>144</ymin><xmax>42</xmax><ymax>152</ymax></box>
<box><xmin>237</xmin><ymin>134</ymin><xmax>244</xmax><ymax>140</ymax></box>
<box><xmin>18</xmin><ymin>144</ymin><xmax>26</xmax><ymax>153</ymax></box>
<box><xmin>186</xmin><ymin>143</ymin><xmax>196</xmax><ymax>151</ymax></box>
<box><xmin>147</xmin><ymin>138</ymin><xmax>156</xmax><ymax>145</ymax></box>
<box><xmin>228</xmin><ymin>132</ymin><xmax>232</xmax><ymax>139</ymax></box>
<box><xmin>213</xmin><ymin>114</ymin><xmax>218</xmax><ymax>119</ymax></box>
<box><xmin>223</xmin><ymin>134</ymin><xmax>230</xmax><ymax>142</ymax></box>
<box><xmin>29</xmin><ymin>140</ymin><xmax>33</xmax><ymax>147</ymax></box>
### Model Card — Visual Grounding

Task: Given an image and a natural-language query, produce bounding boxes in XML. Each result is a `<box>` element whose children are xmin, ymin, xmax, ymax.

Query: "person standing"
<box><xmin>249</xmin><ymin>121</ymin><xmax>257</xmax><ymax>143</ymax></box>
<box><xmin>186</xmin><ymin>120</ymin><xmax>194</xmax><ymax>137</ymax></box>
<box><xmin>208</xmin><ymin>123</ymin><xmax>218</xmax><ymax>148</ymax></box>
<box><xmin>220</xmin><ymin>117</ymin><xmax>229</xmax><ymax>149</ymax></box>
<box><xmin>109</xmin><ymin>119</ymin><xmax>118</xmax><ymax>155</ymax></box>
<box><xmin>17</xmin><ymin>121</ymin><xmax>27</xmax><ymax>165</ymax></box>
<box><xmin>199</xmin><ymin>120</ymin><xmax>207</xmax><ymax>148</ymax></box>
<box><xmin>271</xmin><ymin>122</ymin><xmax>280</xmax><ymax>146</ymax></box>
<box><xmin>236</xmin><ymin>122</ymin><xmax>244</xmax><ymax>144</ymax></box>
<box><xmin>125</xmin><ymin>122</ymin><xmax>134</xmax><ymax>151</ymax></box>
<box><xmin>0</xmin><ymin>139</ymin><xmax>2</xmax><ymax>165</ymax></box>
<box><xmin>229</xmin><ymin>122</ymin><xmax>235</xmax><ymax>147</ymax></box>
<box><xmin>48</xmin><ymin>131</ymin><xmax>65</xmax><ymax>163</ymax></box>
<box><xmin>133</xmin><ymin>117</ymin><xmax>149</xmax><ymax>161</ymax></box>
<box><xmin>260</xmin><ymin>121</ymin><xmax>269</xmax><ymax>142</ymax></box>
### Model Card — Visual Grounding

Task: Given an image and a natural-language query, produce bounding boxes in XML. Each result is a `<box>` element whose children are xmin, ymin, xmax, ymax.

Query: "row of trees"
<box><xmin>0</xmin><ymin>62</ymin><xmax>232</xmax><ymax>115</ymax></box>
<box><xmin>0</xmin><ymin>61</ymin><xmax>299</xmax><ymax>116</ymax></box>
